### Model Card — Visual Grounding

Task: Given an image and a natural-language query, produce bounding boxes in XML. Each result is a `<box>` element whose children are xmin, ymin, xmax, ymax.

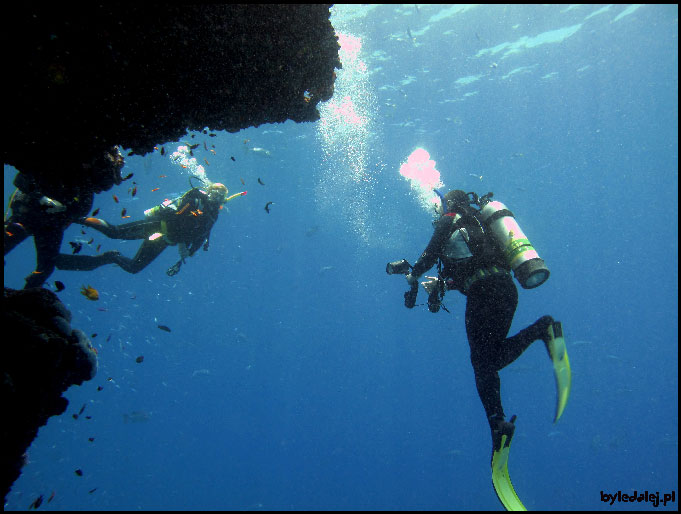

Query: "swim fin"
<box><xmin>491</xmin><ymin>415</ymin><xmax>526</xmax><ymax>511</ymax></box>
<box><xmin>546</xmin><ymin>321</ymin><xmax>571</xmax><ymax>423</ymax></box>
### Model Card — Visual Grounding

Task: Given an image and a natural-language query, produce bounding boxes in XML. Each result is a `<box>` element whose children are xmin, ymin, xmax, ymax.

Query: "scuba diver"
<box><xmin>387</xmin><ymin>189</ymin><xmax>571</xmax><ymax>511</ymax></box>
<box><xmin>56</xmin><ymin>182</ymin><xmax>246</xmax><ymax>276</ymax></box>
<box><xmin>4</xmin><ymin>147</ymin><xmax>124</xmax><ymax>289</ymax></box>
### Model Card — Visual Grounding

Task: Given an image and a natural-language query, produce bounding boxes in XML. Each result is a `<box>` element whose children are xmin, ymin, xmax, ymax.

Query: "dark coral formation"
<box><xmin>3</xmin><ymin>4</ymin><xmax>339</xmax><ymax>503</ymax></box>
<box><xmin>4</xmin><ymin>4</ymin><xmax>340</xmax><ymax>196</ymax></box>
<box><xmin>2</xmin><ymin>288</ymin><xmax>98</xmax><ymax>502</ymax></box>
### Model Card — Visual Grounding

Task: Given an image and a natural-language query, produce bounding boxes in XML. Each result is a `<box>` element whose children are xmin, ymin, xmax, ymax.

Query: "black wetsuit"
<box><xmin>410</xmin><ymin>203</ymin><xmax>551</xmax><ymax>436</ymax></box>
<box><xmin>4</xmin><ymin>173</ymin><xmax>94</xmax><ymax>288</ymax></box>
<box><xmin>56</xmin><ymin>188</ymin><xmax>220</xmax><ymax>274</ymax></box>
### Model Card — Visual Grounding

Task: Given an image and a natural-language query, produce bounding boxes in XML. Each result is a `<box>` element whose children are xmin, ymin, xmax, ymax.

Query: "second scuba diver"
<box><xmin>57</xmin><ymin>182</ymin><xmax>245</xmax><ymax>277</ymax></box>
<box><xmin>387</xmin><ymin>189</ymin><xmax>571</xmax><ymax>511</ymax></box>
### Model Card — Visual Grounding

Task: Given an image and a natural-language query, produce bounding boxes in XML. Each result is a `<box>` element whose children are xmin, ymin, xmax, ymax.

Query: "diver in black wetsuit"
<box><xmin>56</xmin><ymin>183</ymin><xmax>235</xmax><ymax>276</ymax></box>
<box><xmin>4</xmin><ymin>147</ymin><xmax>124</xmax><ymax>289</ymax></box>
<box><xmin>399</xmin><ymin>189</ymin><xmax>555</xmax><ymax>448</ymax></box>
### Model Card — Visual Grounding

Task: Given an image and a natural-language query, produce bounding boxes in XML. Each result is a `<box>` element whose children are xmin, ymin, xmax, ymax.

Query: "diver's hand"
<box><xmin>405</xmin><ymin>273</ymin><xmax>419</xmax><ymax>287</ymax></box>
<box><xmin>166</xmin><ymin>261</ymin><xmax>182</xmax><ymax>276</ymax></box>
<box><xmin>39</xmin><ymin>196</ymin><xmax>66</xmax><ymax>214</ymax></box>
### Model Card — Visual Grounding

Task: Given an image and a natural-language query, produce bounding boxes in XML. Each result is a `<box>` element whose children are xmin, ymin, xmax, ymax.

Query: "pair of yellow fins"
<box><xmin>491</xmin><ymin>321</ymin><xmax>571</xmax><ymax>511</ymax></box>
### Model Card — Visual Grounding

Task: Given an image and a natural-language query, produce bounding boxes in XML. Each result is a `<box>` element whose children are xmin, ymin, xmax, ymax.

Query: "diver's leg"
<box><xmin>465</xmin><ymin>275</ymin><xmax>518</xmax><ymax>429</ymax></box>
<box><xmin>113</xmin><ymin>238</ymin><xmax>168</xmax><ymax>274</ymax></box>
<box><xmin>24</xmin><ymin>228</ymin><xmax>63</xmax><ymax>288</ymax></box>
<box><xmin>56</xmin><ymin>251</ymin><xmax>122</xmax><ymax>271</ymax></box>
<box><xmin>81</xmin><ymin>218</ymin><xmax>161</xmax><ymax>241</ymax></box>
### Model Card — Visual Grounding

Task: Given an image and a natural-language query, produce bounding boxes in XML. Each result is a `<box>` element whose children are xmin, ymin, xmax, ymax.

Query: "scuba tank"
<box><xmin>476</xmin><ymin>194</ymin><xmax>550</xmax><ymax>289</ymax></box>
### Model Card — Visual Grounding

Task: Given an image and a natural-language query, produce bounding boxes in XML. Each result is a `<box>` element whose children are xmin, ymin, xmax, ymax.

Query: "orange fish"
<box><xmin>113</xmin><ymin>194</ymin><xmax>119</xmax><ymax>203</ymax></box>
<box><xmin>151</xmin><ymin>188</ymin><xmax>160</xmax><ymax>192</ymax></box>
<box><xmin>204</xmin><ymin>158</ymin><xmax>210</xmax><ymax>166</ymax></box>
<box><xmin>80</xmin><ymin>285</ymin><xmax>99</xmax><ymax>301</ymax></box>
<box><xmin>159</xmin><ymin>175</ymin><xmax>167</xmax><ymax>178</ymax></box>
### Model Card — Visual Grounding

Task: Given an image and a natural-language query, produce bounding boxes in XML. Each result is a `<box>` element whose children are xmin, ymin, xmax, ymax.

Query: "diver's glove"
<box><xmin>166</xmin><ymin>260</ymin><xmax>182</xmax><ymax>276</ymax></box>
<box><xmin>405</xmin><ymin>273</ymin><xmax>419</xmax><ymax>287</ymax></box>
<box><xmin>39</xmin><ymin>196</ymin><xmax>66</xmax><ymax>214</ymax></box>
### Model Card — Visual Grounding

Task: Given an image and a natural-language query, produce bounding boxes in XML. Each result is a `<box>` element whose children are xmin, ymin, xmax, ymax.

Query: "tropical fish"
<box><xmin>257</xmin><ymin>178</ymin><xmax>265</xmax><ymax>185</ymax></box>
<box><xmin>151</xmin><ymin>187</ymin><xmax>160</xmax><ymax>192</ymax></box>
<box><xmin>113</xmin><ymin>194</ymin><xmax>119</xmax><ymax>203</ymax></box>
<box><xmin>121</xmin><ymin>208</ymin><xmax>127</xmax><ymax>218</ymax></box>
<box><xmin>55</xmin><ymin>280</ymin><xmax>66</xmax><ymax>292</ymax></box>
<box><xmin>160</xmin><ymin>146</ymin><xmax>165</xmax><ymax>156</ymax></box>
<box><xmin>69</xmin><ymin>242</ymin><xmax>83</xmax><ymax>254</ymax></box>
<box><xmin>135</xmin><ymin>355</ymin><xmax>144</xmax><ymax>363</ymax></box>
<box><xmin>47</xmin><ymin>491</ymin><xmax>55</xmax><ymax>503</ymax></box>
<box><xmin>122</xmin><ymin>172</ymin><xmax>134</xmax><ymax>180</ymax></box>
<box><xmin>75</xmin><ymin>469</ymin><xmax>83</xmax><ymax>477</ymax></box>
<box><xmin>264</xmin><ymin>201</ymin><xmax>274</xmax><ymax>213</ymax></box>
<box><xmin>131</xmin><ymin>186</ymin><xmax>137</xmax><ymax>197</ymax></box>
<box><xmin>230</xmin><ymin>156</ymin><xmax>235</xmax><ymax>161</ymax></box>
<box><xmin>158</xmin><ymin>325</ymin><xmax>172</xmax><ymax>332</ymax></box>
<box><xmin>29</xmin><ymin>494</ymin><xmax>43</xmax><ymax>510</ymax></box>
<box><xmin>80</xmin><ymin>285</ymin><xmax>99</xmax><ymax>301</ymax></box>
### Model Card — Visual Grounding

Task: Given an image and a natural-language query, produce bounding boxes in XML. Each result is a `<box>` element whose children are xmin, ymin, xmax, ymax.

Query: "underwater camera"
<box><xmin>386</xmin><ymin>259</ymin><xmax>411</xmax><ymax>275</ymax></box>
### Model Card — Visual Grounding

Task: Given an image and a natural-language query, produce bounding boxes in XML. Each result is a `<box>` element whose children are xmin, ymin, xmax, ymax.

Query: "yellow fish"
<box><xmin>80</xmin><ymin>285</ymin><xmax>99</xmax><ymax>301</ymax></box>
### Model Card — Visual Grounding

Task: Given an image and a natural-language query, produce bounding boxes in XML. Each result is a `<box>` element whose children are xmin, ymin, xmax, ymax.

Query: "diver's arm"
<box><xmin>410</xmin><ymin>216</ymin><xmax>453</xmax><ymax>278</ymax></box>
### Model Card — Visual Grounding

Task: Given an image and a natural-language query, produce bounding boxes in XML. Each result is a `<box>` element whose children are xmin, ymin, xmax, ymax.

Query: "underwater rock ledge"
<box><xmin>4</xmin><ymin>4</ymin><xmax>340</xmax><ymax>196</ymax></box>
<box><xmin>2</xmin><ymin>287</ymin><xmax>98</xmax><ymax>503</ymax></box>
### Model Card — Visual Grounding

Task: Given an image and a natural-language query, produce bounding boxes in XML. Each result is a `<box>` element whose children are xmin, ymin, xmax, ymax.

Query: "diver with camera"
<box><xmin>387</xmin><ymin>188</ymin><xmax>571</xmax><ymax>511</ymax></box>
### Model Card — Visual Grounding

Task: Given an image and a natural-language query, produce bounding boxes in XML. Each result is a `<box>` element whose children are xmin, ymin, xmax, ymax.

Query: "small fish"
<box><xmin>204</xmin><ymin>158</ymin><xmax>210</xmax><ymax>166</ymax></box>
<box><xmin>91</xmin><ymin>207</ymin><xmax>100</xmax><ymax>216</ymax></box>
<box><xmin>87</xmin><ymin>238</ymin><xmax>94</xmax><ymax>244</ymax></box>
<box><xmin>188</xmin><ymin>143</ymin><xmax>200</xmax><ymax>150</ymax></box>
<box><xmin>97</xmin><ymin>307</ymin><xmax>108</xmax><ymax>312</ymax></box>
<box><xmin>135</xmin><ymin>355</ymin><xmax>144</xmax><ymax>363</ymax></box>
<box><xmin>55</xmin><ymin>280</ymin><xmax>66</xmax><ymax>292</ymax></box>
<box><xmin>106</xmin><ymin>334</ymin><xmax>112</xmax><ymax>342</ymax></box>
<box><xmin>81</xmin><ymin>229</ymin><xmax>86</xmax><ymax>235</ymax></box>
<box><xmin>113</xmin><ymin>194</ymin><xmax>119</xmax><ymax>203</ymax></box>
<box><xmin>73</xmin><ymin>413</ymin><xmax>79</xmax><ymax>419</ymax></box>
<box><xmin>80</xmin><ymin>285</ymin><xmax>99</xmax><ymax>301</ymax></box>
<box><xmin>160</xmin><ymin>146</ymin><xmax>165</xmax><ymax>156</ymax></box>
<box><xmin>257</xmin><ymin>178</ymin><xmax>265</xmax><ymax>185</ymax></box>
<box><xmin>121</xmin><ymin>208</ymin><xmax>127</xmax><ymax>217</ymax></box>
<box><xmin>85</xmin><ymin>415</ymin><xmax>92</xmax><ymax>420</ymax></box>
<box><xmin>79</xmin><ymin>404</ymin><xmax>86</xmax><ymax>415</ymax></box>
<box><xmin>159</xmin><ymin>174</ymin><xmax>167</xmax><ymax>178</ymax></box>
<box><xmin>88</xmin><ymin>488</ymin><xmax>97</xmax><ymax>494</ymax></box>
<box><xmin>91</xmin><ymin>333</ymin><xmax>98</xmax><ymax>338</ymax></box>
<box><xmin>230</xmin><ymin>156</ymin><xmax>235</xmax><ymax>161</ymax></box>
<box><xmin>88</xmin><ymin>437</ymin><xmax>95</xmax><ymax>442</ymax></box>
<box><xmin>264</xmin><ymin>201</ymin><xmax>274</xmax><ymax>213</ymax></box>
<box><xmin>131</xmin><ymin>186</ymin><xmax>137</xmax><ymax>197</ymax></box>
<box><xmin>158</xmin><ymin>325</ymin><xmax>172</xmax><ymax>332</ymax></box>
<box><xmin>203</xmin><ymin>142</ymin><xmax>208</xmax><ymax>150</ymax></box>
<box><xmin>75</xmin><ymin>469</ymin><xmax>83</xmax><ymax>477</ymax></box>
<box><xmin>97</xmin><ymin>386</ymin><xmax>104</xmax><ymax>391</ymax></box>
<box><xmin>70</xmin><ymin>242</ymin><xmax>83</xmax><ymax>254</ymax></box>
<box><xmin>29</xmin><ymin>494</ymin><xmax>43</xmax><ymax>510</ymax></box>
<box><xmin>122</xmin><ymin>172</ymin><xmax>134</xmax><ymax>180</ymax></box>
<box><xmin>151</xmin><ymin>187</ymin><xmax>160</xmax><ymax>192</ymax></box>
<box><xmin>240</xmin><ymin>177</ymin><xmax>245</xmax><ymax>185</ymax></box>
<box><xmin>209</xmin><ymin>133</ymin><xmax>217</xmax><ymax>137</ymax></box>
<box><xmin>47</xmin><ymin>491</ymin><xmax>55</xmax><ymax>503</ymax></box>
<box><xmin>96</xmin><ymin>244</ymin><xmax>101</xmax><ymax>252</ymax></box>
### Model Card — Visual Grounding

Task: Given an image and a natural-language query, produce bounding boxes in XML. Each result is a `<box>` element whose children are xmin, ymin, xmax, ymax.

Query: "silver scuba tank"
<box><xmin>477</xmin><ymin>199</ymin><xmax>549</xmax><ymax>289</ymax></box>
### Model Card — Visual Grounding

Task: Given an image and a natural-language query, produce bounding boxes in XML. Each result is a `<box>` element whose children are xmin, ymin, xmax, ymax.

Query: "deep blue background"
<box><xmin>4</xmin><ymin>4</ymin><xmax>678</xmax><ymax>510</ymax></box>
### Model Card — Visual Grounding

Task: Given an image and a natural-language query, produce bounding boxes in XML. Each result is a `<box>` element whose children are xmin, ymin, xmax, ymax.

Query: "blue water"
<box><xmin>4</xmin><ymin>4</ymin><xmax>678</xmax><ymax>510</ymax></box>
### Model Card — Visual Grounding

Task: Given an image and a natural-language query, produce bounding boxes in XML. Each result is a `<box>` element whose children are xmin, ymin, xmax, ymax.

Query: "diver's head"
<box><xmin>444</xmin><ymin>189</ymin><xmax>470</xmax><ymax>213</ymax></box>
<box><xmin>207</xmin><ymin>182</ymin><xmax>228</xmax><ymax>204</ymax></box>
